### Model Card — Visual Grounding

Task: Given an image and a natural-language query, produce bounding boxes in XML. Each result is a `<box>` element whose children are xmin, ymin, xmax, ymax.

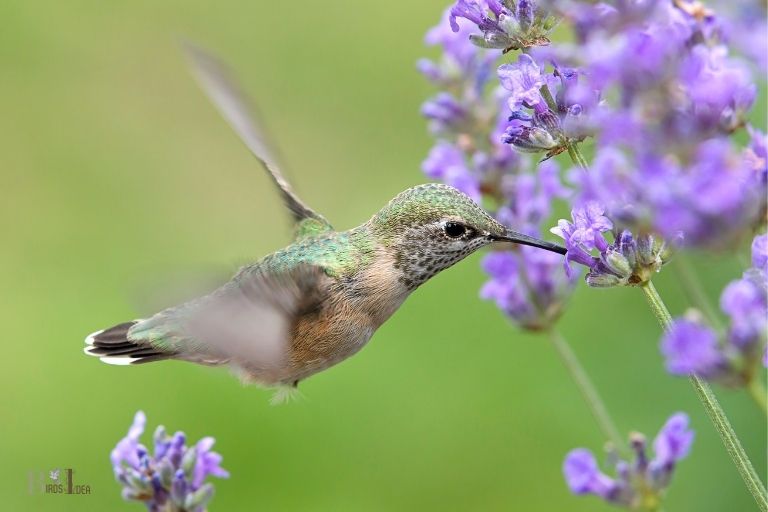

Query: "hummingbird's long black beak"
<box><xmin>490</xmin><ymin>229</ymin><xmax>567</xmax><ymax>255</ymax></box>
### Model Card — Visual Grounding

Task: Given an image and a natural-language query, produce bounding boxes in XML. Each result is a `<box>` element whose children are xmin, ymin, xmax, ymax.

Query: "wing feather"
<box><xmin>129</xmin><ymin>264</ymin><xmax>330</xmax><ymax>379</ymax></box>
<box><xmin>182</xmin><ymin>42</ymin><xmax>332</xmax><ymax>234</ymax></box>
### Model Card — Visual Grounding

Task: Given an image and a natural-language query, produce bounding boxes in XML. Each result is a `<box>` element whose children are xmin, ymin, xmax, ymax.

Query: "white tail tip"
<box><xmin>84</xmin><ymin>328</ymin><xmax>105</xmax><ymax>346</ymax></box>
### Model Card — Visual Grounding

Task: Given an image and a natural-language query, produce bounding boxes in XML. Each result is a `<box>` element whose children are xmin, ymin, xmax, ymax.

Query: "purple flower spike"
<box><xmin>480</xmin><ymin>243</ymin><xmax>576</xmax><ymax>330</ymax></box>
<box><xmin>552</xmin><ymin>204</ymin><xmax>671</xmax><ymax>287</ymax></box>
<box><xmin>546</xmin><ymin>0</ymin><xmax>766</xmax><ymax>249</ymax></box>
<box><xmin>564</xmin><ymin>413</ymin><xmax>695</xmax><ymax>506</ymax></box>
<box><xmin>448</xmin><ymin>0</ymin><xmax>558</xmax><ymax>51</ymax></box>
<box><xmin>660</xmin><ymin>317</ymin><xmax>725</xmax><ymax>377</ymax></box>
<box><xmin>111</xmin><ymin>411</ymin><xmax>228</xmax><ymax>510</ymax></box>
<box><xmin>662</xmin><ymin>231</ymin><xmax>767</xmax><ymax>385</ymax></box>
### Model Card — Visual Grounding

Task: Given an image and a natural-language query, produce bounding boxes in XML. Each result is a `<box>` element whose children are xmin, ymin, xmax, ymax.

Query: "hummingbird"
<box><xmin>84</xmin><ymin>44</ymin><xmax>567</xmax><ymax>400</ymax></box>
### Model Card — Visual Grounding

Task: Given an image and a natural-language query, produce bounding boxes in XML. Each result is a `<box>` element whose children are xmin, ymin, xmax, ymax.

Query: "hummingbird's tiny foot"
<box><xmin>270</xmin><ymin>385</ymin><xmax>304</xmax><ymax>405</ymax></box>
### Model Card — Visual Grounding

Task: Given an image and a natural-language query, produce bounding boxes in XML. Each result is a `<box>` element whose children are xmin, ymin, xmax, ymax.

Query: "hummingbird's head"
<box><xmin>369</xmin><ymin>184</ymin><xmax>565</xmax><ymax>289</ymax></box>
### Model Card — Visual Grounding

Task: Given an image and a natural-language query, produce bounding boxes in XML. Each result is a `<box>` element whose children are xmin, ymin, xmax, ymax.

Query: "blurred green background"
<box><xmin>2</xmin><ymin>1</ymin><xmax>765</xmax><ymax>510</ymax></box>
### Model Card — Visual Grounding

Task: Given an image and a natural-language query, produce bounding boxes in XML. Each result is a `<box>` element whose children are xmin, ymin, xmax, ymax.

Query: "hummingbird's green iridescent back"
<box><xmin>83</xmin><ymin>45</ymin><xmax>566</xmax><ymax>400</ymax></box>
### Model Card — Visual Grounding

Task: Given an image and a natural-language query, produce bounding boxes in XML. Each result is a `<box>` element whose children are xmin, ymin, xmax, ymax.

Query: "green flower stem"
<box><xmin>537</xmin><ymin>82</ymin><xmax>589</xmax><ymax>170</ymax></box>
<box><xmin>641</xmin><ymin>281</ymin><xmax>768</xmax><ymax>511</ymax></box>
<box><xmin>547</xmin><ymin>328</ymin><xmax>627</xmax><ymax>454</ymax></box>
<box><xmin>565</xmin><ymin>142</ymin><xmax>590</xmax><ymax>170</ymax></box>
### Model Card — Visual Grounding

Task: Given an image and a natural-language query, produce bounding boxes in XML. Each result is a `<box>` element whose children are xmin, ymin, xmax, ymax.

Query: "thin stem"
<box><xmin>565</xmin><ymin>142</ymin><xmax>589</xmax><ymax>170</ymax></box>
<box><xmin>547</xmin><ymin>328</ymin><xmax>627</xmax><ymax>454</ymax></box>
<box><xmin>537</xmin><ymin>81</ymin><xmax>589</xmax><ymax>171</ymax></box>
<box><xmin>641</xmin><ymin>281</ymin><xmax>768</xmax><ymax>511</ymax></box>
<box><xmin>675</xmin><ymin>254</ymin><xmax>724</xmax><ymax>330</ymax></box>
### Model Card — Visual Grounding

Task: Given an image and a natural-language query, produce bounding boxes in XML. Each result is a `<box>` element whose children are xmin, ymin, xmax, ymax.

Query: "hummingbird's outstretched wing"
<box><xmin>182</xmin><ymin>42</ymin><xmax>332</xmax><ymax>239</ymax></box>
<box><xmin>85</xmin><ymin>264</ymin><xmax>330</xmax><ymax>382</ymax></box>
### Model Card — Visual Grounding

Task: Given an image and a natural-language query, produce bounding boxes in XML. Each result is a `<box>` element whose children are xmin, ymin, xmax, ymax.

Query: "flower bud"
<box><xmin>182</xmin><ymin>446</ymin><xmax>198</xmax><ymax>477</ymax></box>
<box><xmin>603</xmin><ymin>248</ymin><xmax>632</xmax><ymax>279</ymax></box>
<box><xmin>185</xmin><ymin>483</ymin><xmax>215</xmax><ymax>510</ymax></box>
<box><xmin>125</xmin><ymin>468</ymin><xmax>151</xmax><ymax>492</ymax></box>
<box><xmin>171</xmin><ymin>469</ymin><xmax>187</xmax><ymax>507</ymax></box>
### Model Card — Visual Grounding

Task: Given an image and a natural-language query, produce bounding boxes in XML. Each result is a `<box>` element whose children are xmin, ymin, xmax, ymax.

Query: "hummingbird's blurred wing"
<box><xmin>89</xmin><ymin>264</ymin><xmax>330</xmax><ymax>377</ymax></box>
<box><xmin>182</xmin><ymin>42</ymin><xmax>332</xmax><ymax>239</ymax></box>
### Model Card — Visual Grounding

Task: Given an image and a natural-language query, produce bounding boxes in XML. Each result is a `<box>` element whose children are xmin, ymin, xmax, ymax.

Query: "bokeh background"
<box><xmin>2</xmin><ymin>1</ymin><xmax>765</xmax><ymax>510</ymax></box>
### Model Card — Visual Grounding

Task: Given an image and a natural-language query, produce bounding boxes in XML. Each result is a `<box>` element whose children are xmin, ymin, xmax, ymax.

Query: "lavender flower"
<box><xmin>550</xmin><ymin>203</ymin><xmax>673</xmax><ymax>287</ymax></box>
<box><xmin>112</xmin><ymin>411</ymin><xmax>229</xmax><ymax>512</ymax></box>
<box><xmin>420</xmin><ymin>9</ymin><xmax>575</xmax><ymax>330</ymax></box>
<box><xmin>449</xmin><ymin>0</ymin><xmax>559</xmax><ymax>52</ymax></box>
<box><xmin>661</xmin><ymin>232</ymin><xmax>768</xmax><ymax>385</ymax></box>
<box><xmin>564</xmin><ymin>413</ymin><xmax>694</xmax><ymax>509</ymax></box>
<box><xmin>543</xmin><ymin>0</ymin><xmax>767</xmax><ymax>249</ymax></box>
<box><xmin>660</xmin><ymin>314</ymin><xmax>726</xmax><ymax>377</ymax></box>
<box><xmin>422</xmin><ymin>142</ymin><xmax>481</xmax><ymax>202</ymax></box>
<box><xmin>480</xmin><ymin>243</ymin><xmax>577</xmax><ymax>329</ymax></box>
<box><xmin>479</xmin><ymin>160</ymin><xmax>577</xmax><ymax>328</ymax></box>
<box><xmin>563</xmin><ymin>449</ymin><xmax>622</xmax><ymax>500</ymax></box>
<box><xmin>421</xmin><ymin>92</ymin><xmax>469</xmax><ymax>135</ymax></box>
<box><xmin>497</xmin><ymin>53</ymin><xmax>544</xmax><ymax>108</ymax></box>
<box><xmin>496</xmin><ymin>53</ymin><xmax>593</xmax><ymax>157</ymax></box>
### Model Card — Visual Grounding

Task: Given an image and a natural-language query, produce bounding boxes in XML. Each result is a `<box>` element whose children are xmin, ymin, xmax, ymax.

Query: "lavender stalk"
<box><xmin>548</xmin><ymin>328</ymin><xmax>626</xmax><ymax>453</ymax></box>
<box><xmin>641</xmin><ymin>281</ymin><xmax>768</xmax><ymax>511</ymax></box>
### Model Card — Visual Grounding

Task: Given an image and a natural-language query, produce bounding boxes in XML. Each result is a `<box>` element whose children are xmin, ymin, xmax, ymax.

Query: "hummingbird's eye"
<box><xmin>443</xmin><ymin>222</ymin><xmax>467</xmax><ymax>238</ymax></box>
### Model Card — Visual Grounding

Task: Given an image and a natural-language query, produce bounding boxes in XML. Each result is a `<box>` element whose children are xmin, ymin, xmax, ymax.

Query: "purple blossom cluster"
<box><xmin>545</xmin><ymin>0</ymin><xmax>767</xmax><ymax>249</ymax></box>
<box><xmin>564</xmin><ymin>413</ymin><xmax>694</xmax><ymax>508</ymax></box>
<box><xmin>661</xmin><ymin>233</ymin><xmax>768</xmax><ymax>384</ymax></box>
<box><xmin>551</xmin><ymin>202</ymin><xmax>674</xmax><ymax>287</ymax></box>
<box><xmin>449</xmin><ymin>0</ymin><xmax>559</xmax><ymax>52</ymax></box>
<box><xmin>111</xmin><ymin>411</ymin><xmax>229</xmax><ymax>512</ymax></box>
<box><xmin>497</xmin><ymin>48</ymin><xmax>598</xmax><ymax>158</ymax></box>
<box><xmin>479</xmin><ymin>160</ymin><xmax>578</xmax><ymax>328</ymax></box>
<box><xmin>421</xmin><ymin>0</ymin><xmax>766</xmax><ymax>507</ymax></box>
<box><xmin>418</xmin><ymin>7</ymin><xmax>517</xmax><ymax>204</ymax></box>
<box><xmin>448</xmin><ymin>0</ymin><xmax>767</xmax><ymax>257</ymax></box>
<box><xmin>419</xmin><ymin>8</ymin><xmax>577</xmax><ymax>329</ymax></box>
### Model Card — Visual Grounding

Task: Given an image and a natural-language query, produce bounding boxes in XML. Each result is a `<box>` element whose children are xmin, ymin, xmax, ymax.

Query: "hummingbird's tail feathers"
<box><xmin>84</xmin><ymin>320</ymin><xmax>176</xmax><ymax>365</ymax></box>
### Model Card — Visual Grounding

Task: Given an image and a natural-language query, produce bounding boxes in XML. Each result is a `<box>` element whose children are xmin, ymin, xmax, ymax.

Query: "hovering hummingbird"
<box><xmin>84</xmin><ymin>44</ymin><xmax>567</xmax><ymax>400</ymax></box>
